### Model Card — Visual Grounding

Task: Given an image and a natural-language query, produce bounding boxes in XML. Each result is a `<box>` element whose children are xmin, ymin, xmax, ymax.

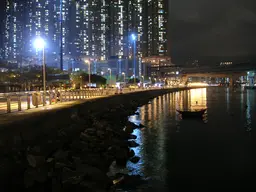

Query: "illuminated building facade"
<box><xmin>69</xmin><ymin>0</ymin><xmax>109</xmax><ymax>60</ymax></box>
<box><xmin>3</xmin><ymin>0</ymin><xmax>169</xmax><ymax>74</ymax></box>
<box><xmin>108</xmin><ymin>0</ymin><xmax>144</xmax><ymax>76</ymax></box>
<box><xmin>142</xmin><ymin>56</ymin><xmax>177</xmax><ymax>78</ymax></box>
<box><xmin>4</xmin><ymin>0</ymin><xmax>25</xmax><ymax>63</ymax></box>
<box><xmin>146</xmin><ymin>0</ymin><xmax>168</xmax><ymax>57</ymax></box>
<box><xmin>4</xmin><ymin>0</ymin><xmax>72</xmax><ymax>67</ymax></box>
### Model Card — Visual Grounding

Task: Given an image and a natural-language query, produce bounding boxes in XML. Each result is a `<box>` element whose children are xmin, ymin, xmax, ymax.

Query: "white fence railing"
<box><xmin>0</xmin><ymin>87</ymin><xmax>165</xmax><ymax>114</ymax></box>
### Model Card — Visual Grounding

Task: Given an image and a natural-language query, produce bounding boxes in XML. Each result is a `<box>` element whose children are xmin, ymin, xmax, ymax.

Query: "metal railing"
<box><xmin>0</xmin><ymin>87</ymin><xmax>164</xmax><ymax>114</ymax></box>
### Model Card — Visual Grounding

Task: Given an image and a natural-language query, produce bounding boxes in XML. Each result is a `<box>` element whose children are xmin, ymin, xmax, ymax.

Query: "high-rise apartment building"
<box><xmin>146</xmin><ymin>0</ymin><xmax>168</xmax><ymax>57</ymax></box>
<box><xmin>4</xmin><ymin>0</ymin><xmax>25</xmax><ymax>63</ymax></box>
<box><xmin>3</xmin><ymin>0</ymin><xmax>169</xmax><ymax>75</ymax></box>
<box><xmin>69</xmin><ymin>0</ymin><xmax>109</xmax><ymax>61</ymax></box>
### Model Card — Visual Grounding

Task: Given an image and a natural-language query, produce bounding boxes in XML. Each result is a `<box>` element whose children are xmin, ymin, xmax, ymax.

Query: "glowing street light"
<box><xmin>131</xmin><ymin>33</ymin><xmax>136</xmax><ymax>41</ymax></box>
<box><xmin>34</xmin><ymin>37</ymin><xmax>46</xmax><ymax>106</ymax></box>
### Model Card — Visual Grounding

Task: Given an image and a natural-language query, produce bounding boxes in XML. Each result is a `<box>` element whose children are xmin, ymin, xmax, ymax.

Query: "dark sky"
<box><xmin>169</xmin><ymin>0</ymin><xmax>256</xmax><ymax>62</ymax></box>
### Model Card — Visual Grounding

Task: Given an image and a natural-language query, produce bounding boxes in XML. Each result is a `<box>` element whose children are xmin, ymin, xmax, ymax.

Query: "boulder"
<box><xmin>84</xmin><ymin>128</ymin><xmax>97</xmax><ymax>136</ymax></box>
<box><xmin>77</xmin><ymin>164</ymin><xmax>113</xmax><ymax>189</ymax></box>
<box><xmin>130</xmin><ymin>156</ymin><xmax>140</xmax><ymax>164</ymax></box>
<box><xmin>128</xmin><ymin>141</ymin><xmax>140</xmax><ymax>148</ymax></box>
<box><xmin>128</xmin><ymin>134</ymin><xmax>137</xmax><ymax>140</ymax></box>
<box><xmin>137</xmin><ymin>123</ymin><xmax>145</xmax><ymax>128</ymax></box>
<box><xmin>26</xmin><ymin>155</ymin><xmax>45</xmax><ymax>168</ymax></box>
<box><xmin>80</xmin><ymin>132</ymin><xmax>97</xmax><ymax>142</ymax></box>
<box><xmin>124</xmin><ymin>126</ymin><xmax>134</xmax><ymax>134</ymax></box>
<box><xmin>134</xmin><ymin>112</ymin><xmax>140</xmax><ymax>115</ymax></box>
<box><xmin>115</xmin><ymin>147</ymin><xmax>129</xmax><ymax>167</ymax></box>
<box><xmin>96</xmin><ymin>130</ymin><xmax>105</xmax><ymax>138</ymax></box>
<box><xmin>128</xmin><ymin>149</ymin><xmax>135</xmax><ymax>158</ymax></box>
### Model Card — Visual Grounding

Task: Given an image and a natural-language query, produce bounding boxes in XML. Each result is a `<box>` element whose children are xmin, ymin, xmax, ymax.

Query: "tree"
<box><xmin>70</xmin><ymin>72</ymin><xmax>107</xmax><ymax>88</ymax></box>
<box><xmin>128</xmin><ymin>78</ymin><xmax>140</xmax><ymax>84</ymax></box>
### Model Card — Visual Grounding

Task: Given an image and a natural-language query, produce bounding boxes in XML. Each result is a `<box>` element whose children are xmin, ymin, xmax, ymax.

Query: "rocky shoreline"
<box><xmin>0</xmin><ymin>88</ymin><xmax>191</xmax><ymax>191</ymax></box>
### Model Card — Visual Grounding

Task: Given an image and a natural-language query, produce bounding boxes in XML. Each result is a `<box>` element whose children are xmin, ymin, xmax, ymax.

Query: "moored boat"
<box><xmin>176</xmin><ymin>109</ymin><xmax>207</xmax><ymax>118</ymax></box>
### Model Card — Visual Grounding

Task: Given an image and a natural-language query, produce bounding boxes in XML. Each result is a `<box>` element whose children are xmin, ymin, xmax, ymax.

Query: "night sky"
<box><xmin>169</xmin><ymin>0</ymin><xmax>256</xmax><ymax>62</ymax></box>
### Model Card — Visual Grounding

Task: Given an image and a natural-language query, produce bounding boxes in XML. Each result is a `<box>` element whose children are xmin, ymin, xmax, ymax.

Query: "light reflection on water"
<box><xmin>127</xmin><ymin>87</ymin><xmax>255</xmax><ymax>190</ymax></box>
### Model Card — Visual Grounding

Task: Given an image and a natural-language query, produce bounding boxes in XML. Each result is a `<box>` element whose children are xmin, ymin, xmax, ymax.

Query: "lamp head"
<box><xmin>34</xmin><ymin>37</ymin><xmax>45</xmax><ymax>50</ymax></box>
<box><xmin>131</xmin><ymin>33</ymin><xmax>136</xmax><ymax>41</ymax></box>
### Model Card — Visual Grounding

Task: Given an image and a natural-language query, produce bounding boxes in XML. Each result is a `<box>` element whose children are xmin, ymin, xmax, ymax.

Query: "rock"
<box><xmin>96</xmin><ymin>130</ymin><xmax>105</xmax><ymax>137</ymax></box>
<box><xmin>53</xmin><ymin>150</ymin><xmax>69</xmax><ymax>161</ymax></box>
<box><xmin>80</xmin><ymin>132</ymin><xmax>97</xmax><ymax>142</ymax></box>
<box><xmin>128</xmin><ymin>149</ymin><xmax>135</xmax><ymax>158</ymax></box>
<box><xmin>130</xmin><ymin>156</ymin><xmax>140</xmax><ymax>164</ymax></box>
<box><xmin>126</xmin><ymin>121</ymin><xmax>137</xmax><ymax>129</ymax></box>
<box><xmin>114</xmin><ymin>175</ymin><xmax>146</xmax><ymax>190</ymax></box>
<box><xmin>77</xmin><ymin>164</ymin><xmax>113</xmax><ymax>189</ymax></box>
<box><xmin>115</xmin><ymin>147</ymin><xmax>129</xmax><ymax>167</ymax></box>
<box><xmin>128</xmin><ymin>134</ymin><xmax>137</xmax><ymax>140</ymax></box>
<box><xmin>128</xmin><ymin>140</ymin><xmax>140</xmax><ymax>148</ymax></box>
<box><xmin>124</xmin><ymin>126</ymin><xmax>134</xmax><ymax>134</ymax></box>
<box><xmin>137</xmin><ymin>123</ymin><xmax>145</xmax><ymax>128</ymax></box>
<box><xmin>24</xmin><ymin>167</ymin><xmax>48</xmax><ymax>188</ymax></box>
<box><xmin>107</xmin><ymin>161</ymin><xmax>129</xmax><ymax>177</ymax></box>
<box><xmin>70</xmin><ymin>140</ymin><xmax>89</xmax><ymax>152</ymax></box>
<box><xmin>26</xmin><ymin>155</ymin><xmax>45</xmax><ymax>168</ymax></box>
<box><xmin>84</xmin><ymin>128</ymin><xmax>96</xmax><ymax>136</ymax></box>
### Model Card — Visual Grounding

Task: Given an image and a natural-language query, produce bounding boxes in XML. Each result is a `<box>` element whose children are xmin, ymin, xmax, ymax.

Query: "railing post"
<box><xmin>7</xmin><ymin>96</ymin><xmax>11</xmax><ymax>113</ymax></box>
<box><xmin>18</xmin><ymin>95</ymin><xmax>21</xmax><ymax>111</ymax></box>
<box><xmin>60</xmin><ymin>92</ymin><xmax>63</xmax><ymax>102</ymax></box>
<box><xmin>35</xmin><ymin>94</ymin><xmax>38</xmax><ymax>108</ymax></box>
<box><xmin>27</xmin><ymin>94</ymin><xmax>30</xmax><ymax>109</ymax></box>
<box><xmin>49</xmin><ymin>91</ymin><xmax>52</xmax><ymax>105</ymax></box>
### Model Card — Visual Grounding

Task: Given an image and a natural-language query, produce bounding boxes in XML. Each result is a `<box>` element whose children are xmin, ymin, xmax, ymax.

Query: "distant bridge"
<box><xmin>181</xmin><ymin>63</ymin><xmax>256</xmax><ymax>74</ymax></box>
<box><xmin>180</xmin><ymin>63</ymin><xmax>256</xmax><ymax>88</ymax></box>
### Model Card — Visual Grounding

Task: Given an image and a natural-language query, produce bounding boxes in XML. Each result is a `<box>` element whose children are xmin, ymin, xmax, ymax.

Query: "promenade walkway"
<box><xmin>0</xmin><ymin>87</ymin><xmax>167</xmax><ymax>126</ymax></box>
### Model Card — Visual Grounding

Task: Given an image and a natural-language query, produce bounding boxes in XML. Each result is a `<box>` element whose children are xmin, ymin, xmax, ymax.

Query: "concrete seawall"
<box><xmin>0</xmin><ymin>87</ymin><xmax>198</xmax><ymax>191</ymax></box>
<box><xmin>0</xmin><ymin>87</ymin><xmax>192</xmax><ymax>146</ymax></box>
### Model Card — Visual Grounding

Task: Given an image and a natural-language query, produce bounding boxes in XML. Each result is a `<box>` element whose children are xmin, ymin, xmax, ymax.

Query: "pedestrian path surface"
<box><xmin>0</xmin><ymin>97</ymin><xmax>102</xmax><ymax>126</ymax></box>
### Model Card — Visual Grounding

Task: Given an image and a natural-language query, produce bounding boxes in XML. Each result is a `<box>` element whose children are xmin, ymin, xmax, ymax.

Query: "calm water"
<box><xmin>126</xmin><ymin>87</ymin><xmax>256</xmax><ymax>191</ymax></box>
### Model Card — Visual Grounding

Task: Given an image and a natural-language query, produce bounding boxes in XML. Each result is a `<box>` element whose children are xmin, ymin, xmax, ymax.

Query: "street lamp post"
<box><xmin>141</xmin><ymin>75</ymin><xmax>144</xmax><ymax>88</ymax></box>
<box><xmin>131</xmin><ymin>34</ymin><xmax>136</xmax><ymax>84</ymax></box>
<box><xmin>108</xmin><ymin>68</ymin><xmax>112</xmax><ymax>86</ymax></box>
<box><xmin>122</xmin><ymin>72</ymin><xmax>125</xmax><ymax>83</ymax></box>
<box><xmin>80</xmin><ymin>76</ymin><xmax>83</xmax><ymax>89</ymax></box>
<box><xmin>34</xmin><ymin>37</ymin><xmax>46</xmax><ymax>106</ymax></box>
<box><xmin>84</xmin><ymin>59</ymin><xmax>91</xmax><ymax>87</ymax></box>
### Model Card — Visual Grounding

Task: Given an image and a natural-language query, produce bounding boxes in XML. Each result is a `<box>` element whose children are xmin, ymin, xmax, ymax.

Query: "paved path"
<box><xmin>0</xmin><ymin>96</ymin><xmax>103</xmax><ymax>126</ymax></box>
